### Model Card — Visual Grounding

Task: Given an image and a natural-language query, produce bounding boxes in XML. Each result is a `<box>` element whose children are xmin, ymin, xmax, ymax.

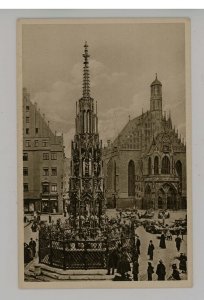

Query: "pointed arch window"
<box><xmin>148</xmin><ymin>157</ymin><xmax>152</xmax><ymax>175</ymax></box>
<box><xmin>154</xmin><ymin>156</ymin><xmax>159</xmax><ymax>175</ymax></box>
<box><xmin>128</xmin><ymin>160</ymin><xmax>135</xmax><ymax>196</ymax></box>
<box><xmin>175</xmin><ymin>160</ymin><xmax>182</xmax><ymax>178</ymax></box>
<box><xmin>161</xmin><ymin>156</ymin><xmax>170</xmax><ymax>174</ymax></box>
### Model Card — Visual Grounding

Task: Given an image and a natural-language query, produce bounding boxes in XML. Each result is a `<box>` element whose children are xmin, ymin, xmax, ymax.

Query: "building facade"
<box><xmin>69</xmin><ymin>42</ymin><xmax>105</xmax><ymax>223</ymax></box>
<box><xmin>23</xmin><ymin>88</ymin><xmax>65</xmax><ymax>213</ymax></box>
<box><xmin>103</xmin><ymin>76</ymin><xmax>186</xmax><ymax>210</ymax></box>
<box><xmin>62</xmin><ymin>157</ymin><xmax>71</xmax><ymax>211</ymax></box>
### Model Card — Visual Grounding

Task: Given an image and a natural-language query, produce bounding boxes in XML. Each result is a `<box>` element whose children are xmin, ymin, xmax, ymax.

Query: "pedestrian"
<box><xmin>147</xmin><ymin>240</ymin><xmax>155</xmax><ymax>260</ymax></box>
<box><xmin>135</xmin><ymin>235</ymin><xmax>141</xmax><ymax>255</ymax></box>
<box><xmin>178</xmin><ymin>253</ymin><xmax>187</xmax><ymax>273</ymax></box>
<box><xmin>175</xmin><ymin>235</ymin><xmax>182</xmax><ymax>252</ymax></box>
<box><xmin>156</xmin><ymin>259</ymin><xmax>166</xmax><ymax>280</ymax></box>
<box><xmin>132</xmin><ymin>257</ymin><xmax>139</xmax><ymax>281</ymax></box>
<box><xmin>159</xmin><ymin>232</ymin><xmax>166</xmax><ymax>249</ymax></box>
<box><xmin>107</xmin><ymin>246</ymin><xmax>119</xmax><ymax>275</ymax></box>
<box><xmin>147</xmin><ymin>262</ymin><xmax>154</xmax><ymax>281</ymax></box>
<box><xmin>29</xmin><ymin>238</ymin><xmax>36</xmax><ymax>259</ymax></box>
<box><xmin>171</xmin><ymin>264</ymin><xmax>181</xmax><ymax>280</ymax></box>
<box><xmin>117</xmin><ymin>247</ymin><xmax>131</xmax><ymax>280</ymax></box>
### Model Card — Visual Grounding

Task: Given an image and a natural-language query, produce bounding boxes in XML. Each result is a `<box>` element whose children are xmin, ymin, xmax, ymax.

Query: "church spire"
<box><xmin>82</xmin><ymin>41</ymin><xmax>90</xmax><ymax>98</ymax></box>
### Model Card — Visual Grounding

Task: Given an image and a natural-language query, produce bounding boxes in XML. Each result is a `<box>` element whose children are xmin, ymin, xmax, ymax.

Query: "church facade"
<box><xmin>103</xmin><ymin>76</ymin><xmax>186</xmax><ymax>210</ymax></box>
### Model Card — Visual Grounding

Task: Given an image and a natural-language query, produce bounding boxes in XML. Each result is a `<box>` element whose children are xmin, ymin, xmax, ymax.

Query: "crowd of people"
<box><xmin>107</xmin><ymin>236</ymin><xmax>187</xmax><ymax>281</ymax></box>
<box><xmin>25</xmin><ymin>209</ymin><xmax>187</xmax><ymax>281</ymax></box>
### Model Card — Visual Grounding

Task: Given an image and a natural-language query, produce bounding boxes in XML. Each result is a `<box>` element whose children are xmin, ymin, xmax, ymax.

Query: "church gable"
<box><xmin>147</xmin><ymin>129</ymin><xmax>186</xmax><ymax>157</ymax></box>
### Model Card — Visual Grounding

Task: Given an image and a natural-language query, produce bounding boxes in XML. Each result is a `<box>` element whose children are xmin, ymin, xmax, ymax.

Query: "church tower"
<box><xmin>150</xmin><ymin>74</ymin><xmax>162</xmax><ymax>113</ymax></box>
<box><xmin>69</xmin><ymin>42</ymin><xmax>105</xmax><ymax>227</ymax></box>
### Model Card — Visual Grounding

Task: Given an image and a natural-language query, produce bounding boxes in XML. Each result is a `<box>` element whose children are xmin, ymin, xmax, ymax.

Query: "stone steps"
<box><xmin>27</xmin><ymin>263</ymin><xmax>115</xmax><ymax>281</ymax></box>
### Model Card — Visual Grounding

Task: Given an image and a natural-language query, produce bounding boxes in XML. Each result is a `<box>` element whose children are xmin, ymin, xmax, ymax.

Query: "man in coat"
<box><xmin>147</xmin><ymin>262</ymin><xmax>154</xmax><ymax>281</ymax></box>
<box><xmin>175</xmin><ymin>235</ymin><xmax>182</xmax><ymax>252</ymax></box>
<box><xmin>178</xmin><ymin>253</ymin><xmax>187</xmax><ymax>273</ymax></box>
<box><xmin>156</xmin><ymin>259</ymin><xmax>166</xmax><ymax>280</ymax></box>
<box><xmin>147</xmin><ymin>240</ymin><xmax>155</xmax><ymax>260</ymax></box>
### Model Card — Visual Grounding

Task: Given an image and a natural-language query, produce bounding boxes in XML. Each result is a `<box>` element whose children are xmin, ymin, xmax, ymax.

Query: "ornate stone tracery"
<box><xmin>69</xmin><ymin>42</ymin><xmax>105</xmax><ymax>226</ymax></box>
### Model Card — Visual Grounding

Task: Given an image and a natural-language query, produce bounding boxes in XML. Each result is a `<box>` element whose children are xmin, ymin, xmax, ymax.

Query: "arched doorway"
<box><xmin>128</xmin><ymin>160</ymin><xmax>135</xmax><ymax>196</ymax></box>
<box><xmin>158</xmin><ymin>188</ymin><xmax>165</xmax><ymax>209</ymax></box>
<box><xmin>166</xmin><ymin>186</ymin><xmax>177</xmax><ymax>210</ymax></box>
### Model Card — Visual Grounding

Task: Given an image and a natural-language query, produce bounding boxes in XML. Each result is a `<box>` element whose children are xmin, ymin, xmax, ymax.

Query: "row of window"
<box><xmin>42</xmin><ymin>183</ymin><xmax>58</xmax><ymax>193</ymax></box>
<box><xmin>23</xmin><ymin>167</ymin><xmax>58</xmax><ymax>176</ymax></box>
<box><xmin>43</xmin><ymin>167</ymin><xmax>57</xmax><ymax>176</ymax></box>
<box><xmin>23</xmin><ymin>152</ymin><xmax>57</xmax><ymax>161</ymax></box>
<box><xmin>148</xmin><ymin>156</ymin><xmax>170</xmax><ymax>175</ymax></box>
<box><xmin>25</xmin><ymin>139</ymin><xmax>49</xmax><ymax>147</ymax></box>
<box><xmin>25</xmin><ymin>128</ymin><xmax>39</xmax><ymax>135</ymax></box>
<box><xmin>23</xmin><ymin>183</ymin><xmax>62</xmax><ymax>193</ymax></box>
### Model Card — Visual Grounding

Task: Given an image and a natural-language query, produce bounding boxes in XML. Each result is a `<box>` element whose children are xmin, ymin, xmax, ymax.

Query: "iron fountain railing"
<box><xmin>39</xmin><ymin>227</ymin><xmax>136</xmax><ymax>270</ymax></box>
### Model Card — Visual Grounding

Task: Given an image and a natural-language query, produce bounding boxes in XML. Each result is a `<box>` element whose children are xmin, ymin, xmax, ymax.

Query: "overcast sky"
<box><xmin>22</xmin><ymin>22</ymin><xmax>186</xmax><ymax>157</ymax></box>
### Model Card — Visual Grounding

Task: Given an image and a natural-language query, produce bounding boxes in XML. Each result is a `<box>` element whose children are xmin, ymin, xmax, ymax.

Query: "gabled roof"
<box><xmin>147</xmin><ymin>130</ymin><xmax>186</xmax><ymax>156</ymax></box>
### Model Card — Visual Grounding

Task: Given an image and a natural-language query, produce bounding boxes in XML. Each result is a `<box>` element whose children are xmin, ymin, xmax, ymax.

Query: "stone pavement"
<box><xmin>132</xmin><ymin>225</ymin><xmax>187</xmax><ymax>281</ymax></box>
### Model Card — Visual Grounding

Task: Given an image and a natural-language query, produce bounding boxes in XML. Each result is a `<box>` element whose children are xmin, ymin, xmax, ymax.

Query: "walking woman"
<box><xmin>159</xmin><ymin>232</ymin><xmax>166</xmax><ymax>249</ymax></box>
<box><xmin>147</xmin><ymin>240</ymin><xmax>155</xmax><ymax>260</ymax></box>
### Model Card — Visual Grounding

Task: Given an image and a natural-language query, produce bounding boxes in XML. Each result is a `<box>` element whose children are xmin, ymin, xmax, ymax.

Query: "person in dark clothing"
<box><xmin>135</xmin><ymin>235</ymin><xmax>141</xmax><ymax>255</ymax></box>
<box><xmin>29</xmin><ymin>238</ymin><xmax>36</xmax><ymax>259</ymax></box>
<box><xmin>133</xmin><ymin>248</ymin><xmax>139</xmax><ymax>264</ymax></box>
<box><xmin>147</xmin><ymin>240</ymin><xmax>155</xmax><ymax>260</ymax></box>
<box><xmin>178</xmin><ymin>253</ymin><xmax>187</xmax><ymax>273</ymax></box>
<box><xmin>175</xmin><ymin>235</ymin><xmax>182</xmax><ymax>252</ymax></box>
<box><xmin>117</xmin><ymin>247</ymin><xmax>131</xmax><ymax>280</ymax></box>
<box><xmin>107</xmin><ymin>247</ymin><xmax>119</xmax><ymax>275</ymax></box>
<box><xmin>156</xmin><ymin>259</ymin><xmax>166</xmax><ymax>280</ymax></box>
<box><xmin>159</xmin><ymin>233</ymin><xmax>166</xmax><ymax>249</ymax></box>
<box><xmin>132</xmin><ymin>258</ymin><xmax>139</xmax><ymax>281</ymax></box>
<box><xmin>147</xmin><ymin>262</ymin><xmax>154</xmax><ymax>281</ymax></box>
<box><xmin>171</xmin><ymin>264</ymin><xmax>181</xmax><ymax>280</ymax></box>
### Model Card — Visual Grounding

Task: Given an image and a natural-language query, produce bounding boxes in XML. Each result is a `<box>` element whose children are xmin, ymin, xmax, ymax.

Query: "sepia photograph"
<box><xmin>17</xmin><ymin>18</ymin><xmax>191</xmax><ymax>288</ymax></box>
